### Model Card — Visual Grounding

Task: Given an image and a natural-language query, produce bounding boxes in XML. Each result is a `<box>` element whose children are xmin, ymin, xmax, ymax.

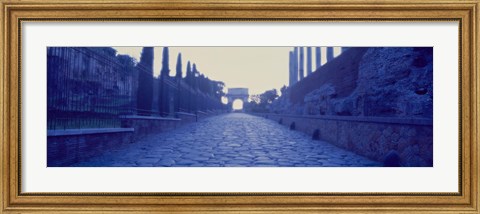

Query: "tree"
<box><xmin>160</xmin><ymin>47</ymin><xmax>170</xmax><ymax>77</ymax></box>
<box><xmin>158</xmin><ymin>47</ymin><xmax>170</xmax><ymax>116</ymax></box>
<box><xmin>180</xmin><ymin>61</ymin><xmax>226</xmax><ymax>112</ymax></box>
<box><xmin>244</xmin><ymin>89</ymin><xmax>279</xmax><ymax>113</ymax></box>
<box><xmin>116</xmin><ymin>54</ymin><xmax>136</xmax><ymax>68</ymax></box>
<box><xmin>192</xmin><ymin>63</ymin><xmax>199</xmax><ymax>88</ymax></box>
<box><xmin>250</xmin><ymin>94</ymin><xmax>261</xmax><ymax>104</ymax></box>
<box><xmin>191</xmin><ymin>63</ymin><xmax>199</xmax><ymax>111</ymax></box>
<box><xmin>175</xmin><ymin>53</ymin><xmax>182</xmax><ymax>79</ymax></box>
<box><xmin>185</xmin><ymin>61</ymin><xmax>193</xmax><ymax>86</ymax></box>
<box><xmin>280</xmin><ymin>85</ymin><xmax>287</xmax><ymax>97</ymax></box>
<box><xmin>174</xmin><ymin>53</ymin><xmax>182</xmax><ymax>113</ymax></box>
<box><xmin>260</xmin><ymin>89</ymin><xmax>278</xmax><ymax>104</ymax></box>
<box><xmin>136</xmin><ymin>47</ymin><xmax>154</xmax><ymax>115</ymax></box>
<box><xmin>212</xmin><ymin>81</ymin><xmax>225</xmax><ymax>99</ymax></box>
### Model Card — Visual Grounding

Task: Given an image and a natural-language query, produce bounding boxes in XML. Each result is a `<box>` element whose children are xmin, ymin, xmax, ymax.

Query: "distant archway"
<box><xmin>232</xmin><ymin>99</ymin><xmax>244</xmax><ymax>110</ymax></box>
<box><xmin>225</xmin><ymin>88</ymin><xmax>249</xmax><ymax>111</ymax></box>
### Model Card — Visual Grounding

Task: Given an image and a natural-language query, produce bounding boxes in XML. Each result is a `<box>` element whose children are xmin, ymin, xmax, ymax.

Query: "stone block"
<box><xmin>254</xmin><ymin>113</ymin><xmax>432</xmax><ymax>166</ymax></box>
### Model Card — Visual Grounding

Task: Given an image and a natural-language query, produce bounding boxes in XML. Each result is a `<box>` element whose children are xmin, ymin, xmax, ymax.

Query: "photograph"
<box><xmin>47</xmin><ymin>46</ymin><xmax>433</xmax><ymax>167</ymax></box>
<box><xmin>2</xmin><ymin>0</ymin><xmax>478</xmax><ymax>212</ymax></box>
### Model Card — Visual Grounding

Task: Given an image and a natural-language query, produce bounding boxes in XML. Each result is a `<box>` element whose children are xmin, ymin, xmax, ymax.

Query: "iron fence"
<box><xmin>47</xmin><ymin>47</ymin><xmax>226</xmax><ymax>130</ymax></box>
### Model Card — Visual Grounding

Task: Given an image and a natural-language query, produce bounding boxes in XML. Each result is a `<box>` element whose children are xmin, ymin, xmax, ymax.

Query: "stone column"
<box><xmin>292</xmin><ymin>47</ymin><xmax>298</xmax><ymax>85</ymax></box>
<box><xmin>289</xmin><ymin>51</ymin><xmax>293</xmax><ymax>86</ymax></box>
<box><xmin>326</xmin><ymin>47</ymin><xmax>334</xmax><ymax>62</ymax></box>
<box><xmin>315</xmin><ymin>47</ymin><xmax>321</xmax><ymax>69</ymax></box>
<box><xmin>299</xmin><ymin>47</ymin><xmax>304</xmax><ymax>80</ymax></box>
<box><xmin>306</xmin><ymin>47</ymin><xmax>312</xmax><ymax>76</ymax></box>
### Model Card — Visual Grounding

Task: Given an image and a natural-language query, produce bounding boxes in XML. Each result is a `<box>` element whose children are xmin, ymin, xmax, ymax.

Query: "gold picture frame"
<box><xmin>1</xmin><ymin>0</ymin><xmax>478</xmax><ymax>213</ymax></box>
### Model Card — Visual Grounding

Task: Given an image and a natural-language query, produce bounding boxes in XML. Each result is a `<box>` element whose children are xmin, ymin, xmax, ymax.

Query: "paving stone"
<box><xmin>155</xmin><ymin>158</ymin><xmax>175</xmax><ymax>166</ymax></box>
<box><xmin>175</xmin><ymin>159</ymin><xmax>198</xmax><ymax>165</ymax></box>
<box><xmin>73</xmin><ymin>113</ymin><xmax>382</xmax><ymax>167</ymax></box>
<box><xmin>254</xmin><ymin>160</ymin><xmax>277</xmax><ymax>165</ymax></box>
<box><xmin>189</xmin><ymin>156</ymin><xmax>211</xmax><ymax>161</ymax></box>
<box><xmin>226</xmin><ymin>160</ymin><xmax>252</xmax><ymax>165</ymax></box>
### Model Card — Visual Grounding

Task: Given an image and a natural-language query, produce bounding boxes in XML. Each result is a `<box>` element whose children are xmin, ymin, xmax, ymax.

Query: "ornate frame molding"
<box><xmin>1</xmin><ymin>0</ymin><xmax>478</xmax><ymax>213</ymax></box>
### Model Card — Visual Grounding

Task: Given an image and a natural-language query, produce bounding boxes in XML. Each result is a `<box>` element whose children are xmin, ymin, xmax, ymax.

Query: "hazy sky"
<box><xmin>113</xmin><ymin>47</ymin><xmax>341</xmax><ymax>95</ymax></box>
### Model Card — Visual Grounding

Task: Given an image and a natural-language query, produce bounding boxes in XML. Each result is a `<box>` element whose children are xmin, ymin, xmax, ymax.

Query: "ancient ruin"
<box><xmin>272</xmin><ymin>47</ymin><xmax>433</xmax><ymax>166</ymax></box>
<box><xmin>47</xmin><ymin>46</ymin><xmax>433</xmax><ymax>167</ymax></box>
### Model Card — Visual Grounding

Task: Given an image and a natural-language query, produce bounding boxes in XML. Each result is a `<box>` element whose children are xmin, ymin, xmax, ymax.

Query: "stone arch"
<box><xmin>230</xmin><ymin>99</ymin><xmax>246</xmax><ymax>110</ymax></box>
<box><xmin>225</xmin><ymin>88</ymin><xmax>249</xmax><ymax>111</ymax></box>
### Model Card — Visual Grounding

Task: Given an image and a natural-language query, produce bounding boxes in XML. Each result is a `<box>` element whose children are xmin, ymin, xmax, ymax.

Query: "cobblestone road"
<box><xmin>74</xmin><ymin>113</ymin><xmax>381</xmax><ymax>167</ymax></box>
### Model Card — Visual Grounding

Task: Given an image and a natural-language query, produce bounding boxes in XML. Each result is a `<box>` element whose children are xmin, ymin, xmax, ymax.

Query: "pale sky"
<box><xmin>113</xmin><ymin>47</ymin><xmax>341</xmax><ymax>96</ymax></box>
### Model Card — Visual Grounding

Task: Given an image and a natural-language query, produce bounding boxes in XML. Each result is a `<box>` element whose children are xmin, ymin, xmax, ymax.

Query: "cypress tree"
<box><xmin>192</xmin><ymin>63</ymin><xmax>198</xmax><ymax>89</ymax></box>
<box><xmin>136</xmin><ymin>47</ymin><xmax>154</xmax><ymax>115</ymax></box>
<box><xmin>184</xmin><ymin>61</ymin><xmax>192</xmax><ymax>112</ymax></box>
<box><xmin>185</xmin><ymin>61</ymin><xmax>192</xmax><ymax>86</ymax></box>
<box><xmin>160</xmin><ymin>47</ymin><xmax>170</xmax><ymax>77</ymax></box>
<box><xmin>192</xmin><ymin>63</ymin><xmax>199</xmax><ymax>112</ymax></box>
<box><xmin>158</xmin><ymin>47</ymin><xmax>170</xmax><ymax>116</ymax></box>
<box><xmin>175</xmin><ymin>53</ymin><xmax>182</xmax><ymax>79</ymax></box>
<box><xmin>174</xmin><ymin>53</ymin><xmax>182</xmax><ymax>113</ymax></box>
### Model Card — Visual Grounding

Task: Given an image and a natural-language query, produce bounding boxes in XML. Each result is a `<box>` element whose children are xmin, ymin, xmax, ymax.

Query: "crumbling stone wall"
<box><xmin>267</xmin><ymin>47</ymin><xmax>433</xmax><ymax>166</ymax></box>
<box><xmin>256</xmin><ymin>113</ymin><xmax>433</xmax><ymax>167</ymax></box>
<box><xmin>272</xmin><ymin>47</ymin><xmax>433</xmax><ymax>119</ymax></box>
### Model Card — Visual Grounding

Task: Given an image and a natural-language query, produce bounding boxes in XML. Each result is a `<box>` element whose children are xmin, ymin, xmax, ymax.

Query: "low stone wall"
<box><xmin>176</xmin><ymin>110</ymin><xmax>224</xmax><ymax>122</ymax></box>
<box><xmin>48</xmin><ymin>112</ymin><xmax>223</xmax><ymax>166</ymax></box>
<box><xmin>254</xmin><ymin>113</ymin><xmax>433</xmax><ymax>167</ymax></box>
<box><xmin>176</xmin><ymin>112</ymin><xmax>198</xmax><ymax>123</ymax></box>
<box><xmin>47</xmin><ymin>128</ymin><xmax>134</xmax><ymax>166</ymax></box>
<box><xmin>120</xmin><ymin>115</ymin><xmax>182</xmax><ymax>140</ymax></box>
<box><xmin>196</xmin><ymin>111</ymin><xmax>210</xmax><ymax>120</ymax></box>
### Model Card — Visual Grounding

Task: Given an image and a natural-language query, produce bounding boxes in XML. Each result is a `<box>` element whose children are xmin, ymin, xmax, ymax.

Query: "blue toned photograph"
<box><xmin>47</xmin><ymin>47</ymin><xmax>433</xmax><ymax>167</ymax></box>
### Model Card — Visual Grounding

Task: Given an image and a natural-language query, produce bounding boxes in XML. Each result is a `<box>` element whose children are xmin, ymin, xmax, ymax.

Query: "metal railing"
<box><xmin>47</xmin><ymin>47</ymin><xmax>227</xmax><ymax>130</ymax></box>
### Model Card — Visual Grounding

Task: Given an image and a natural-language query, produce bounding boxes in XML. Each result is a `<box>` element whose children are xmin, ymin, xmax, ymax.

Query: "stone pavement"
<box><xmin>73</xmin><ymin>113</ymin><xmax>381</xmax><ymax>167</ymax></box>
